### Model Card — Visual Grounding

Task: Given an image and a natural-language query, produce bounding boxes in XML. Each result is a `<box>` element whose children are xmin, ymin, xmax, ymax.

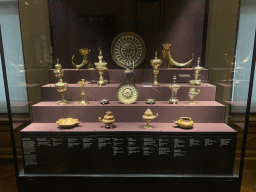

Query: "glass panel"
<box><xmin>0</xmin><ymin>0</ymin><xmax>52</xmax><ymax>176</ymax></box>
<box><xmin>1</xmin><ymin>0</ymin><xmax>253</xmax><ymax>189</ymax></box>
<box><xmin>206</xmin><ymin>0</ymin><xmax>256</xmax><ymax>178</ymax></box>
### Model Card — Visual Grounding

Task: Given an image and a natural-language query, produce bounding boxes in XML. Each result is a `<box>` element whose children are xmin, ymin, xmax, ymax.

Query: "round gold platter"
<box><xmin>116</xmin><ymin>82</ymin><xmax>139</xmax><ymax>104</ymax></box>
<box><xmin>111</xmin><ymin>32</ymin><xmax>146</xmax><ymax>68</ymax></box>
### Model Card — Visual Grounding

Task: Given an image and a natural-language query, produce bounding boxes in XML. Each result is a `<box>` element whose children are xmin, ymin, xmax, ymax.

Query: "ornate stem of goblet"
<box><xmin>189</xmin><ymin>96</ymin><xmax>195</xmax><ymax>104</ymax></box>
<box><xmin>61</xmin><ymin>92</ymin><xmax>64</xmax><ymax>102</ymax></box>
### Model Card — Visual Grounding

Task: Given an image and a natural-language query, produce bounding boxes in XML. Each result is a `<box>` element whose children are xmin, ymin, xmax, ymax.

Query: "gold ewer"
<box><xmin>192</xmin><ymin>57</ymin><xmax>204</xmax><ymax>85</ymax></box>
<box><xmin>168</xmin><ymin>76</ymin><xmax>181</xmax><ymax>105</ymax></box>
<box><xmin>53</xmin><ymin>58</ymin><xmax>64</xmax><ymax>82</ymax></box>
<box><xmin>142</xmin><ymin>108</ymin><xmax>158</xmax><ymax>129</ymax></box>
<box><xmin>150</xmin><ymin>51</ymin><xmax>162</xmax><ymax>86</ymax></box>
<box><xmin>55</xmin><ymin>79</ymin><xmax>68</xmax><ymax>105</ymax></box>
<box><xmin>77</xmin><ymin>79</ymin><xmax>89</xmax><ymax>105</ymax></box>
<box><xmin>95</xmin><ymin>49</ymin><xmax>108</xmax><ymax>86</ymax></box>
<box><xmin>188</xmin><ymin>80</ymin><xmax>200</xmax><ymax>104</ymax></box>
<box><xmin>99</xmin><ymin>111</ymin><xmax>115</xmax><ymax>128</ymax></box>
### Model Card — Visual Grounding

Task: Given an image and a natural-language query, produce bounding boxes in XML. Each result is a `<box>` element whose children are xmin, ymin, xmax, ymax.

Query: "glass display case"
<box><xmin>1</xmin><ymin>0</ymin><xmax>256</xmax><ymax>191</ymax></box>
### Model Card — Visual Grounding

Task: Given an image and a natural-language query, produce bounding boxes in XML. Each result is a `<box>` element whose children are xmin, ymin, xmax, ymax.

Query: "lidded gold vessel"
<box><xmin>95</xmin><ymin>49</ymin><xmax>108</xmax><ymax>86</ymax></box>
<box><xmin>53</xmin><ymin>58</ymin><xmax>64</xmax><ymax>82</ymax></box>
<box><xmin>99</xmin><ymin>111</ymin><xmax>115</xmax><ymax>128</ymax></box>
<box><xmin>55</xmin><ymin>79</ymin><xmax>68</xmax><ymax>105</ymax></box>
<box><xmin>150</xmin><ymin>51</ymin><xmax>162</xmax><ymax>86</ymax></box>
<box><xmin>168</xmin><ymin>75</ymin><xmax>180</xmax><ymax>105</ymax></box>
<box><xmin>142</xmin><ymin>108</ymin><xmax>158</xmax><ymax>129</ymax></box>
<box><xmin>192</xmin><ymin>57</ymin><xmax>204</xmax><ymax>85</ymax></box>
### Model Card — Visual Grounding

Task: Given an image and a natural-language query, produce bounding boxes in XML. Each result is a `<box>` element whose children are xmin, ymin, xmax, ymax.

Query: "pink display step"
<box><xmin>49</xmin><ymin>68</ymin><xmax>209</xmax><ymax>84</ymax></box>
<box><xmin>31</xmin><ymin>101</ymin><xmax>225</xmax><ymax>123</ymax></box>
<box><xmin>20</xmin><ymin>122</ymin><xmax>236</xmax><ymax>134</ymax></box>
<box><xmin>41</xmin><ymin>83</ymin><xmax>216</xmax><ymax>102</ymax></box>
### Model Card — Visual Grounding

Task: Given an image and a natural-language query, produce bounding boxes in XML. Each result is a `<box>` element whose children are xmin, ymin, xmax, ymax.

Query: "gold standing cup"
<box><xmin>150</xmin><ymin>51</ymin><xmax>162</xmax><ymax>86</ymax></box>
<box><xmin>55</xmin><ymin>79</ymin><xmax>68</xmax><ymax>105</ymax></box>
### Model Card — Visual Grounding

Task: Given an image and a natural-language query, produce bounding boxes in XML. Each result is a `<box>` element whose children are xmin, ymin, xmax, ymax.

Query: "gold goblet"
<box><xmin>55</xmin><ymin>79</ymin><xmax>68</xmax><ymax>105</ymax></box>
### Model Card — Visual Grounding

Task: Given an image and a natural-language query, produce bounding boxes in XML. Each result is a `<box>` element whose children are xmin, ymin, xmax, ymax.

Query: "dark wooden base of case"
<box><xmin>18</xmin><ymin>172</ymin><xmax>241</xmax><ymax>192</ymax></box>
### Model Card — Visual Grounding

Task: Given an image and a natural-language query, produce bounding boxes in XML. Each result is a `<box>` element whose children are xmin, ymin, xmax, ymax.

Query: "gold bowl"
<box><xmin>56</xmin><ymin>118</ymin><xmax>80</xmax><ymax>128</ymax></box>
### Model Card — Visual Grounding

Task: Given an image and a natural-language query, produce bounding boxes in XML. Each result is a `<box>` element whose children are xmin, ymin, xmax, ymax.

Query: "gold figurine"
<box><xmin>99</xmin><ymin>111</ymin><xmax>115</xmax><ymax>128</ymax></box>
<box><xmin>95</xmin><ymin>49</ymin><xmax>108</xmax><ymax>86</ymax></box>
<box><xmin>142</xmin><ymin>108</ymin><xmax>158</xmax><ymax>129</ymax></box>
<box><xmin>188</xmin><ymin>80</ymin><xmax>200</xmax><ymax>104</ymax></box>
<box><xmin>77</xmin><ymin>79</ymin><xmax>89</xmax><ymax>105</ymax></box>
<box><xmin>55</xmin><ymin>79</ymin><xmax>68</xmax><ymax>105</ymax></box>
<box><xmin>168</xmin><ymin>75</ymin><xmax>181</xmax><ymax>105</ymax></box>
<box><xmin>150</xmin><ymin>51</ymin><xmax>162</xmax><ymax>86</ymax></box>
<box><xmin>53</xmin><ymin>58</ymin><xmax>64</xmax><ymax>82</ymax></box>
<box><xmin>192</xmin><ymin>57</ymin><xmax>204</xmax><ymax>85</ymax></box>
<box><xmin>72</xmin><ymin>48</ymin><xmax>91</xmax><ymax>70</ymax></box>
<box><xmin>162</xmin><ymin>44</ymin><xmax>194</xmax><ymax>68</ymax></box>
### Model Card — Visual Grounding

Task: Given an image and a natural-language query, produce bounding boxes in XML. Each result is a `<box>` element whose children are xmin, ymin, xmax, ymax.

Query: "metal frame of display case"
<box><xmin>1</xmin><ymin>1</ymin><xmax>255</xmax><ymax>191</ymax></box>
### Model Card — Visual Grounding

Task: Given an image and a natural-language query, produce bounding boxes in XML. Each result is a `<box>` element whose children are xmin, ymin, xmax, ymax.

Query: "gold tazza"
<box><xmin>72</xmin><ymin>48</ymin><xmax>91</xmax><ymax>70</ymax></box>
<box><xmin>174</xmin><ymin>117</ymin><xmax>194</xmax><ymax>128</ymax></box>
<box><xmin>99</xmin><ymin>111</ymin><xmax>115</xmax><ymax>128</ymax></box>
<box><xmin>162</xmin><ymin>44</ymin><xmax>194</xmax><ymax>68</ymax></box>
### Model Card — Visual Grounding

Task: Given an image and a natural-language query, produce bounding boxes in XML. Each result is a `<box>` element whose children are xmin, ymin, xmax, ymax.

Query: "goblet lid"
<box><xmin>192</xmin><ymin>57</ymin><xmax>204</xmax><ymax>71</ymax></box>
<box><xmin>150</xmin><ymin>51</ymin><xmax>162</xmax><ymax>64</ymax></box>
<box><xmin>55</xmin><ymin>58</ymin><xmax>62</xmax><ymax>69</ymax></box>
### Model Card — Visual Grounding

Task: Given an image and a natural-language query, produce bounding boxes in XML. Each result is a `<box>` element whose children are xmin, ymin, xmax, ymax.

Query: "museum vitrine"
<box><xmin>1</xmin><ymin>0</ymin><xmax>256</xmax><ymax>191</ymax></box>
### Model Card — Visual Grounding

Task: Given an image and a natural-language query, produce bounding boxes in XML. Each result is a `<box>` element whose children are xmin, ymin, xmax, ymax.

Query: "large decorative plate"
<box><xmin>116</xmin><ymin>82</ymin><xmax>139</xmax><ymax>104</ymax></box>
<box><xmin>111</xmin><ymin>32</ymin><xmax>146</xmax><ymax>68</ymax></box>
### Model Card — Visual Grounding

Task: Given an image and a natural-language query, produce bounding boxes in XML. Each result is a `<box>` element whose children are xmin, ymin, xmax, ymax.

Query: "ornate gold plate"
<box><xmin>111</xmin><ymin>32</ymin><xmax>146</xmax><ymax>68</ymax></box>
<box><xmin>116</xmin><ymin>82</ymin><xmax>139</xmax><ymax>104</ymax></box>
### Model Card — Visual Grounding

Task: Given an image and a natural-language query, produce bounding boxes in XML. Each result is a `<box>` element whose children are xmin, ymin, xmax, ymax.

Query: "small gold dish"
<box><xmin>146</xmin><ymin>99</ymin><xmax>155</xmax><ymax>104</ymax></box>
<box><xmin>56</xmin><ymin>118</ymin><xmax>79</xmax><ymax>128</ymax></box>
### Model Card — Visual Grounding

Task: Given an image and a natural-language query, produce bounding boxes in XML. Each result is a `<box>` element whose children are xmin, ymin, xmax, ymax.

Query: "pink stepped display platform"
<box><xmin>41</xmin><ymin>83</ymin><xmax>216</xmax><ymax>101</ymax></box>
<box><xmin>20</xmin><ymin>122</ymin><xmax>236</xmax><ymax>135</ymax></box>
<box><xmin>21</xmin><ymin>68</ymin><xmax>237</xmax><ymax>176</ymax></box>
<box><xmin>49</xmin><ymin>68</ymin><xmax>209</xmax><ymax>84</ymax></box>
<box><xmin>31</xmin><ymin>101</ymin><xmax>225</xmax><ymax>123</ymax></box>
